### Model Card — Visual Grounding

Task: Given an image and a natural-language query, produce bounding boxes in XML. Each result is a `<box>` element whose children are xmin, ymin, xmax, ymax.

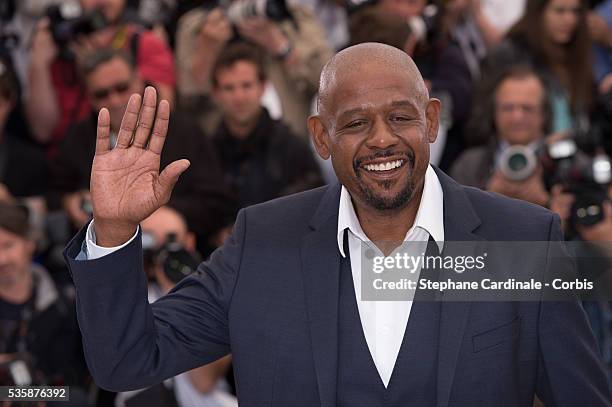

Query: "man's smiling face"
<box><xmin>310</xmin><ymin>46</ymin><xmax>439</xmax><ymax>213</ymax></box>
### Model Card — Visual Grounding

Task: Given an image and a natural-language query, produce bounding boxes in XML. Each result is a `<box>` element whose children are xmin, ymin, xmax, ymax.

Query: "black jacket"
<box><xmin>0</xmin><ymin>133</ymin><xmax>47</xmax><ymax>198</ymax></box>
<box><xmin>213</xmin><ymin>109</ymin><xmax>323</xmax><ymax>209</ymax></box>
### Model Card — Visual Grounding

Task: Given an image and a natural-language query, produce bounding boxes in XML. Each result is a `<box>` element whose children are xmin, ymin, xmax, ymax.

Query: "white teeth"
<box><xmin>364</xmin><ymin>160</ymin><xmax>404</xmax><ymax>172</ymax></box>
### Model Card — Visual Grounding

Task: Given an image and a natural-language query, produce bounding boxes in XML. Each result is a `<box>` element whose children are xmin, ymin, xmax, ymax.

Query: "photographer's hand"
<box><xmin>191</xmin><ymin>8</ymin><xmax>232</xmax><ymax>89</ymax></box>
<box><xmin>599</xmin><ymin>73</ymin><xmax>612</xmax><ymax>95</ymax></box>
<box><xmin>200</xmin><ymin>8</ymin><xmax>233</xmax><ymax>46</ymax></box>
<box><xmin>63</xmin><ymin>190</ymin><xmax>91</xmax><ymax>229</ymax></box>
<box><xmin>30</xmin><ymin>18</ymin><xmax>58</xmax><ymax>68</ymax></box>
<box><xmin>487</xmin><ymin>168</ymin><xmax>549</xmax><ymax>207</ymax></box>
<box><xmin>0</xmin><ymin>183</ymin><xmax>15</xmax><ymax>203</ymax></box>
<box><xmin>26</xmin><ymin>18</ymin><xmax>60</xmax><ymax>143</ymax></box>
<box><xmin>237</xmin><ymin>17</ymin><xmax>293</xmax><ymax>60</ymax></box>
<box><xmin>91</xmin><ymin>87</ymin><xmax>190</xmax><ymax>247</ymax></box>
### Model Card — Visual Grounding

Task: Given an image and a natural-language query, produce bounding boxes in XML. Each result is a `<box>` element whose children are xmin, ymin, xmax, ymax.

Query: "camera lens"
<box><xmin>498</xmin><ymin>145</ymin><xmax>537</xmax><ymax>181</ymax></box>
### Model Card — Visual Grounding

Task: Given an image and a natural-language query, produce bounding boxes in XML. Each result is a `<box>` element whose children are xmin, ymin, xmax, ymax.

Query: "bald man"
<box><xmin>64</xmin><ymin>44</ymin><xmax>610</xmax><ymax>406</ymax></box>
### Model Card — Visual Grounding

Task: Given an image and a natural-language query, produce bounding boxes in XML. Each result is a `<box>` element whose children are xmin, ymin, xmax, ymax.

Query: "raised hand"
<box><xmin>91</xmin><ymin>87</ymin><xmax>190</xmax><ymax>247</ymax></box>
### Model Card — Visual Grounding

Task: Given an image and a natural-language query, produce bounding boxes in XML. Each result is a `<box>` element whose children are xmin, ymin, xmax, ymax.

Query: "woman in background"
<box><xmin>482</xmin><ymin>0</ymin><xmax>594</xmax><ymax>134</ymax></box>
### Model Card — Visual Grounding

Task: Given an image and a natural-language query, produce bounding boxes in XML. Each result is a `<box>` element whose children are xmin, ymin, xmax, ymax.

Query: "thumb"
<box><xmin>158</xmin><ymin>159</ymin><xmax>191</xmax><ymax>196</ymax></box>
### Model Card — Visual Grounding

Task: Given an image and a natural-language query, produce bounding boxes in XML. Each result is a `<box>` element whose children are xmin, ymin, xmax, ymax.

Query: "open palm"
<box><xmin>90</xmin><ymin>87</ymin><xmax>190</xmax><ymax>244</ymax></box>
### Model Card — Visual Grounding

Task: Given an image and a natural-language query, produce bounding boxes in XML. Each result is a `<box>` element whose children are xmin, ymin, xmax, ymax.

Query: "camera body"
<box><xmin>205</xmin><ymin>0</ymin><xmax>293</xmax><ymax>26</ymax></box>
<box><xmin>543</xmin><ymin>139</ymin><xmax>611</xmax><ymax>228</ymax></box>
<box><xmin>142</xmin><ymin>232</ymin><xmax>201</xmax><ymax>284</ymax></box>
<box><xmin>544</xmin><ymin>91</ymin><xmax>612</xmax><ymax>229</ymax></box>
<box><xmin>225</xmin><ymin>0</ymin><xmax>293</xmax><ymax>25</ymax></box>
<box><xmin>45</xmin><ymin>3</ymin><xmax>108</xmax><ymax>57</ymax></box>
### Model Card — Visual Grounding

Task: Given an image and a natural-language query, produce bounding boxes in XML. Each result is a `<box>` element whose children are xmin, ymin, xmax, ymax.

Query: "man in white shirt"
<box><xmin>64</xmin><ymin>43</ymin><xmax>610</xmax><ymax>406</ymax></box>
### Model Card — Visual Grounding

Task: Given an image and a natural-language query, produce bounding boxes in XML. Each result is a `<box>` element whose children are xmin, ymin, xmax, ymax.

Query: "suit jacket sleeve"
<box><xmin>63</xmin><ymin>209</ymin><xmax>247</xmax><ymax>391</ymax></box>
<box><xmin>536</xmin><ymin>214</ymin><xmax>611</xmax><ymax>406</ymax></box>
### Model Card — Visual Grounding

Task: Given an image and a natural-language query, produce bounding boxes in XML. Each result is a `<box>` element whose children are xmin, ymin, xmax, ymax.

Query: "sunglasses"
<box><xmin>91</xmin><ymin>81</ymin><xmax>131</xmax><ymax>100</ymax></box>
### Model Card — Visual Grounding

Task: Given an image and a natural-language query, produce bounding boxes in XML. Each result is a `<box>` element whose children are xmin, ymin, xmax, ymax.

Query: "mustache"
<box><xmin>353</xmin><ymin>150</ymin><xmax>414</xmax><ymax>171</ymax></box>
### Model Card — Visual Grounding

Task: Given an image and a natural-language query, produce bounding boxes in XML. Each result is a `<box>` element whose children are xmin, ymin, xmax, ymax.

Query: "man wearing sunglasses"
<box><xmin>50</xmin><ymin>48</ymin><xmax>235</xmax><ymax>256</ymax></box>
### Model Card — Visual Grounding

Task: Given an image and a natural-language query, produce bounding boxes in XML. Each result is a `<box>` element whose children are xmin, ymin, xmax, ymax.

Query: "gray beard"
<box><xmin>356</xmin><ymin>177</ymin><xmax>415</xmax><ymax>211</ymax></box>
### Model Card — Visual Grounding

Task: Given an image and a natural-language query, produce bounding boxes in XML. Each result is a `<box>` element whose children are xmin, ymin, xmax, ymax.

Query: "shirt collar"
<box><xmin>337</xmin><ymin>164</ymin><xmax>445</xmax><ymax>257</ymax></box>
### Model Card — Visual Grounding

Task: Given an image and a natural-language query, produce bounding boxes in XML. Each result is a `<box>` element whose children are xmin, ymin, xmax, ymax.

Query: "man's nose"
<box><xmin>365</xmin><ymin>119</ymin><xmax>399</xmax><ymax>150</ymax></box>
<box><xmin>234</xmin><ymin>87</ymin><xmax>250</xmax><ymax>102</ymax></box>
<box><xmin>509</xmin><ymin>108</ymin><xmax>526</xmax><ymax>122</ymax></box>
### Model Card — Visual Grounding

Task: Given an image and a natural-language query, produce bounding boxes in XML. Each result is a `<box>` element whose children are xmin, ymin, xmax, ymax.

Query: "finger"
<box><xmin>148</xmin><ymin>99</ymin><xmax>170</xmax><ymax>155</ymax></box>
<box><xmin>551</xmin><ymin>184</ymin><xmax>562</xmax><ymax>196</ymax></box>
<box><xmin>96</xmin><ymin>108</ymin><xmax>111</xmax><ymax>154</ymax></box>
<box><xmin>158</xmin><ymin>159</ymin><xmax>191</xmax><ymax>200</ymax></box>
<box><xmin>116</xmin><ymin>93</ymin><xmax>142</xmax><ymax>148</ymax></box>
<box><xmin>133</xmin><ymin>87</ymin><xmax>157</xmax><ymax>148</ymax></box>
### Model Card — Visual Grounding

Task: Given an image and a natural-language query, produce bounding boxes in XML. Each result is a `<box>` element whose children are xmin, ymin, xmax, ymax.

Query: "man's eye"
<box><xmin>391</xmin><ymin>116</ymin><xmax>411</xmax><ymax>122</ymax></box>
<box><xmin>346</xmin><ymin>120</ymin><xmax>366</xmax><ymax>128</ymax></box>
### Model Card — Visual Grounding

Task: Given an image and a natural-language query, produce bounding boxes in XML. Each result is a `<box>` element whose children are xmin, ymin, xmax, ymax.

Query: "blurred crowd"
<box><xmin>0</xmin><ymin>0</ymin><xmax>611</xmax><ymax>405</ymax></box>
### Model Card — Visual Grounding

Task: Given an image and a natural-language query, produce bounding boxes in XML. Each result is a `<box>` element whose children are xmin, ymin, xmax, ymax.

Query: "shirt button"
<box><xmin>382</xmin><ymin>325</ymin><xmax>392</xmax><ymax>335</ymax></box>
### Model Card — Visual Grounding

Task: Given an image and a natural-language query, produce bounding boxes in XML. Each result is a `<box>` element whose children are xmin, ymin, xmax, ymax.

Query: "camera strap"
<box><xmin>12</xmin><ymin>274</ymin><xmax>38</xmax><ymax>355</ymax></box>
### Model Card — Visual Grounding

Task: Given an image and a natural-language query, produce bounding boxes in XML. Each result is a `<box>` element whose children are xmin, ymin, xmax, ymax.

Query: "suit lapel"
<box><xmin>433</xmin><ymin>167</ymin><xmax>484</xmax><ymax>407</ymax></box>
<box><xmin>300</xmin><ymin>184</ymin><xmax>342</xmax><ymax>407</ymax></box>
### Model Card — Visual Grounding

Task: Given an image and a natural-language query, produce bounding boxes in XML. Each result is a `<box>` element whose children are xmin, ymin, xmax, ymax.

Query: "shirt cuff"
<box><xmin>85</xmin><ymin>221</ymin><xmax>139</xmax><ymax>260</ymax></box>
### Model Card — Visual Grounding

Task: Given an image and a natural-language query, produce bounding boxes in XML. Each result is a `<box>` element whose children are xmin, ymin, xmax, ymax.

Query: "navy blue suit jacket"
<box><xmin>64</xmin><ymin>168</ymin><xmax>611</xmax><ymax>406</ymax></box>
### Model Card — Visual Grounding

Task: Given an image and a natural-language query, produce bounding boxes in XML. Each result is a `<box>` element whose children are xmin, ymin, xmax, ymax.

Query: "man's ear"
<box><xmin>425</xmin><ymin>98</ymin><xmax>441</xmax><ymax>144</ymax></box>
<box><xmin>308</xmin><ymin>115</ymin><xmax>331</xmax><ymax>160</ymax></box>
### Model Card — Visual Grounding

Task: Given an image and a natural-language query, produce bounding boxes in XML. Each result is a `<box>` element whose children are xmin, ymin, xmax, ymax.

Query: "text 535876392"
<box><xmin>0</xmin><ymin>386</ymin><xmax>69</xmax><ymax>401</ymax></box>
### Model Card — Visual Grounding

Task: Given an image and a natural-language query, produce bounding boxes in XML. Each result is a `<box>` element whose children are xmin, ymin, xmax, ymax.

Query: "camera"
<box><xmin>209</xmin><ymin>0</ymin><xmax>294</xmax><ymax>25</ymax></box>
<box><xmin>544</xmin><ymin>91</ymin><xmax>612</xmax><ymax>229</ymax></box>
<box><xmin>142</xmin><ymin>232</ymin><xmax>201</xmax><ymax>284</ymax></box>
<box><xmin>344</xmin><ymin>0</ymin><xmax>378</xmax><ymax>14</ymax></box>
<box><xmin>0</xmin><ymin>352</ymin><xmax>45</xmax><ymax>389</ymax></box>
<box><xmin>45</xmin><ymin>3</ymin><xmax>108</xmax><ymax>57</ymax></box>
<box><xmin>407</xmin><ymin>4</ymin><xmax>441</xmax><ymax>46</ymax></box>
<box><xmin>543</xmin><ymin>139</ymin><xmax>612</xmax><ymax>228</ymax></box>
<box><xmin>0</xmin><ymin>0</ymin><xmax>18</xmax><ymax>56</ymax></box>
<box><xmin>498</xmin><ymin>145</ymin><xmax>538</xmax><ymax>181</ymax></box>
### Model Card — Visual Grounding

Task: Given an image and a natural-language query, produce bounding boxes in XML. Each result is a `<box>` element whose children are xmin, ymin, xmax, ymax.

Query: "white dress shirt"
<box><xmin>84</xmin><ymin>165</ymin><xmax>444</xmax><ymax>388</ymax></box>
<box><xmin>336</xmin><ymin>164</ymin><xmax>444</xmax><ymax>387</ymax></box>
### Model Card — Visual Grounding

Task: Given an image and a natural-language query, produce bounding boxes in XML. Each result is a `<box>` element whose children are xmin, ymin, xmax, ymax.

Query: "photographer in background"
<box><xmin>0</xmin><ymin>58</ymin><xmax>47</xmax><ymax>243</ymax></box>
<box><xmin>114</xmin><ymin>206</ymin><xmax>236</xmax><ymax>407</ymax></box>
<box><xmin>451</xmin><ymin>64</ymin><xmax>552</xmax><ymax>207</ymax></box>
<box><xmin>210</xmin><ymin>42</ymin><xmax>323</xmax><ymax>209</ymax></box>
<box><xmin>174</xmin><ymin>0</ymin><xmax>332</xmax><ymax>137</ymax></box>
<box><xmin>545</xmin><ymin>90</ymin><xmax>612</xmax><ymax>385</ymax></box>
<box><xmin>482</xmin><ymin>0</ymin><xmax>594</xmax><ymax>134</ymax></box>
<box><xmin>25</xmin><ymin>0</ymin><xmax>175</xmax><ymax>156</ymax></box>
<box><xmin>589</xmin><ymin>0</ymin><xmax>612</xmax><ymax>94</ymax></box>
<box><xmin>50</xmin><ymin>48</ymin><xmax>234</xmax><ymax>256</ymax></box>
<box><xmin>0</xmin><ymin>201</ymin><xmax>88</xmax><ymax>396</ymax></box>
